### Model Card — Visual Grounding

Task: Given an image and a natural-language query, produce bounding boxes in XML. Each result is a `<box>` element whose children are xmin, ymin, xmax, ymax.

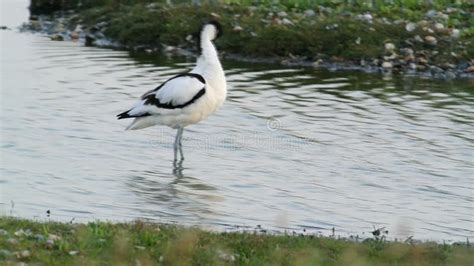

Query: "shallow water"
<box><xmin>1</xmin><ymin>0</ymin><xmax>473</xmax><ymax>242</ymax></box>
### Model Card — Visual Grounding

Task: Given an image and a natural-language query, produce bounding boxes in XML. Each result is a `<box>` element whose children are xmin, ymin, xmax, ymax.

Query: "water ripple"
<box><xmin>1</xmin><ymin>24</ymin><xmax>473</xmax><ymax>242</ymax></box>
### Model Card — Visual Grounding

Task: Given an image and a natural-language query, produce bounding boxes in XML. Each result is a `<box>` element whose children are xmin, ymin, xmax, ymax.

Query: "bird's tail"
<box><xmin>117</xmin><ymin>109</ymin><xmax>132</xmax><ymax>120</ymax></box>
<box><xmin>125</xmin><ymin>117</ymin><xmax>156</xmax><ymax>130</ymax></box>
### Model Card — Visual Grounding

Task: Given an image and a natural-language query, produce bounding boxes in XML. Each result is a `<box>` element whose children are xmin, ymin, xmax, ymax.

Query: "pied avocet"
<box><xmin>117</xmin><ymin>21</ymin><xmax>226</xmax><ymax>161</ymax></box>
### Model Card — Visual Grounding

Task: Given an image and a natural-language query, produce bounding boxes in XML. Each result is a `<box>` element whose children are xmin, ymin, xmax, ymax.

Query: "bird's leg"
<box><xmin>177</xmin><ymin>127</ymin><xmax>184</xmax><ymax>160</ymax></box>
<box><xmin>173</xmin><ymin>127</ymin><xmax>184</xmax><ymax>162</ymax></box>
<box><xmin>173</xmin><ymin>128</ymin><xmax>181</xmax><ymax>162</ymax></box>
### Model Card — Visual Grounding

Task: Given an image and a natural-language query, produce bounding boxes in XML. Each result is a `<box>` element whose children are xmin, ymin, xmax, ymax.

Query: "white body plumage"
<box><xmin>117</xmin><ymin>22</ymin><xmax>226</xmax><ymax>131</ymax></box>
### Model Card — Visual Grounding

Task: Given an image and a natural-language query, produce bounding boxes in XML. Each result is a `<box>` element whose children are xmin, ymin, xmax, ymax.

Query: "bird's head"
<box><xmin>200</xmin><ymin>20</ymin><xmax>222</xmax><ymax>41</ymax></box>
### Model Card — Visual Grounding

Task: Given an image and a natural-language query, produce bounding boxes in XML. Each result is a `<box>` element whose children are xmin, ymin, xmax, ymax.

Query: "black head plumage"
<box><xmin>206</xmin><ymin>20</ymin><xmax>223</xmax><ymax>39</ymax></box>
<box><xmin>195</xmin><ymin>20</ymin><xmax>223</xmax><ymax>53</ymax></box>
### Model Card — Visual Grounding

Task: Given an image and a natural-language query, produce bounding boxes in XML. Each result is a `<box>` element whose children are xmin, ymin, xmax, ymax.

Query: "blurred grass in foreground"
<box><xmin>1</xmin><ymin>217</ymin><xmax>473</xmax><ymax>265</ymax></box>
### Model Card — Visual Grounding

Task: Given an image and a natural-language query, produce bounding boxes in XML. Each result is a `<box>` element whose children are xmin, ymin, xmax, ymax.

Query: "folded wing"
<box><xmin>117</xmin><ymin>73</ymin><xmax>206</xmax><ymax>119</ymax></box>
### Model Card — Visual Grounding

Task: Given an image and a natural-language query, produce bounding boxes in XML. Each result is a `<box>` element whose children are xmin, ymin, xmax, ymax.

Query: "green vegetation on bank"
<box><xmin>28</xmin><ymin>0</ymin><xmax>473</xmax><ymax>72</ymax></box>
<box><xmin>1</xmin><ymin>217</ymin><xmax>473</xmax><ymax>265</ymax></box>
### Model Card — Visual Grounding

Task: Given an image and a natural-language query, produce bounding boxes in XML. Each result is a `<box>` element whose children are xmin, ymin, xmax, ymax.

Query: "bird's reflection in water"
<box><xmin>127</xmin><ymin>159</ymin><xmax>222</xmax><ymax>224</ymax></box>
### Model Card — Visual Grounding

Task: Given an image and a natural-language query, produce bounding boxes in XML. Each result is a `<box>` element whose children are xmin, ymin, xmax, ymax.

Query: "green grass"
<box><xmin>1</xmin><ymin>217</ymin><xmax>473</xmax><ymax>265</ymax></box>
<box><xmin>28</xmin><ymin>0</ymin><xmax>473</xmax><ymax>67</ymax></box>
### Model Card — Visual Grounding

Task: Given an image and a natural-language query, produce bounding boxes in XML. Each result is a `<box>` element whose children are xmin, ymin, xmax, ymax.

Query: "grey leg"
<box><xmin>177</xmin><ymin>127</ymin><xmax>184</xmax><ymax>160</ymax></box>
<box><xmin>173</xmin><ymin>128</ymin><xmax>180</xmax><ymax>162</ymax></box>
<box><xmin>173</xmin><ymin>127</ymin><xmax>184</xmax><ymax>162</ymax></box>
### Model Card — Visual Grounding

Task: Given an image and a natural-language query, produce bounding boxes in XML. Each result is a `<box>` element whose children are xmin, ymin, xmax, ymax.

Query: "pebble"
<box><xmin>19</xmin><ymin>250</ymin><xmax>31</xmax><ymax>258</ymax></box>
<box><xmin>217</xmin><ymin>250</ymin><xmax>236</xmax><ymax>262</ymax></box>
<box><xmin>405</xmin><ymin>22</ymin><xmax>416</xmax><ymax>32</ymax></box>
<box><xmin>466</xmin><ymin>66</ymin><xmax>474</xmax><ymax>73</ymax></box>
<box><xmin>417</xmin><ymin>64</ymin><xmax>426</xmax><ymax>71</ymax></box>
<box><xmin>135</xmin><ymin>245</ymin><xmax>146</xmax><ymax>250</ymax></box>
<box><xmin>382</xmin><ymin>61</ymin><xmax>393</xmax><ymax>69</ymax></box>
<box><xmin>405</xmin><ymin>54</ymin><xmax>415</xmax><ymax>62</ymax></box>
<box><xmin>164</xmin><ymin>45</ymin><xmax>177</xmax><ymax>53</ymax></box>
<box><xmin>363</xmin><ymin>13</ymin><xmax>373</xmax><ymax>21</ymax></box>
<box><xmin>384</xmin><ymin>53</ymin><xmax>397</xmax><ymax>60</ymax></box>
<box><xmin>233</xmin><ymin>25</ymin><xmax>243</xmax><ymax>32</ymax></box>
<box><xmin>430</xmin><ymin>65</ymin><xmax>444</xmax><ymax>73</ymax></box>
<box><xmin>312</xmin><ymin>59</ymin><xmax>323</xmax><ymax>67</ymax></box>
<box><xmin>357</xmin><ymin>13</ymin><xmax>373</xmax><ymax>22</ymax></box>
<box><xmin>69</xmin><ymin>250</ymin><xmax>79</xmax><ymax>256</ymax></box>
<box><xmin>95</xmin><ymin>21</ymin><xmax>108</xmax><ymax>29</ymax></box>
<box><xmin>439</xmin><ymin>13</ymin><xmax>449</xmax><ymax>20</ymax></box>
<box><xmin>304</xmin><ymin>9</ymin><xmax>316</xmax><ymax>17</ymax></box>
<box><xmin>210</xmin><ymin>12</ymin><xmax>220</xmax><ymax>19</ymax></box>
<box><xmin>34</xmin><ymin>234</ymin><xmax>45</xmax><ymax>241</ymax></box>
<box><xmin>0</xmin><ymin>26</ymin><xmax>8</xmax><ymax>30</ymax></box>
<box><xmin>7</xmin><ymin>238</ymin><xmax>18</xmax><ymax>245</ymax></box>
<box><xmin>418</xmin><ymin>20</ymin><xmax>429</xmax><ymax>27</ymax></box>
<box><xmin>384</xmin><ymin>43</ymin><xmax>395</xmax><ymax>52</ymax></box>
<box><xmin>53</xmin><ymin>23</ymin><xmax>65</xmax><ymax>33</ymax></box>
<box><xmin>48</xmin><ymin>234</ymin><xmax>61</xmax><ymax>241</ymax></box>
<box><xmin>446</xmin><ymin>7</ymin><xmax>458</xmax><ymax>13</ymax></box>
<box><xmin>281</xmin><ymin>18</ymin><xmax>294</xmax><ymax>26</ymax></box>
<box><xmin>14</xmin><ymin>250</ymin><xmax>31</xmax><ymax>259</ymax></box>
<box><xmin>50</xmin><ymin>34</ymin><xmax>64</xmax><ymax>41</ymax></box>
<box><xmin>394</xmin><ymin>19</ymin><xmax>404</xmax><ymax>25</ymax></box>
<box><xmin>14</xmin><ymin>229</ymin><xmax>32</xmax><ymax>237</ymax></box>
<box><xmin>46</xmin><ymin>239</ymin><xmax>55</xmax><ymax>248</ymax></box>
<box><xmin>434</xmin><ymin>23</ymin><xmax>444</xmax><ymax>31</ymax></box>
<box><xmin>414</xmin><ymin>35</ymin><xmax>423</xmax><ymax>43</ymax></box>
<box><xmin>277</xmin><ymin>11</ymin><xmax>288</xmax><ymax>18</ymax></box>
<box><xmin>29</xmin><ymin>20</ymin><xmax>41</xmax><ymax>31</ymax></box>
<box><xmin>442</xmin><ymin>63</ymin><xmax>455</xmax><ymax>69</ymax></box>
<box><xmin>74</xmin><ymin>24</ymin><xmax>83</xmax><ymax>32</ymax></box>
<box><xmin>424</xmin><ymin>36</ymin><xmax>437</xmax><ymax>45</ymax></box>
<box><xmin>418</xmin><ymin>57</ymin><xmax>428</xmax><ymax>65</ymax></box>
<box><xmin>325</xmin><ymin>23</ymin><xmax>338</xmax><ymax>30</ymax></box>
<box><xmin>425</xmin><ymin>10</ymin><xmax>437</xmax><ymax>18</ymax></box>
<box><xmin>402</xmin><ymin>48</ymin><xmax>414</xmax><ymax>56</ymax></box>
<box><xmin>70</xmin><ymin>31</ymin><xmax>79</xmax><ymax>40</ymax></box>
<box><xmin>423</xmin><ymin>27</ymin><xmax>434</xmax><ymax>33</ymax></box>
<box><xmin>146</xmin><ymin>3</ymin><xmax>158</xmax><ymax>9</ymax></box>
<box><xmin>450</xmin><ymin>29</ymin><xmax>460</xmax><ymax>38</ymax></box>
<box><xmin>444</xmin><ymin>71</ymin><xmax>456</xmax><ymax>79</ymax></box>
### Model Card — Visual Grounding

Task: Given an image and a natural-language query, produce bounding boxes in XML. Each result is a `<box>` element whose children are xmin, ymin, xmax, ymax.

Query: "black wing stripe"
<box><xmin>143</xmin><ymin>87</ymin><xmax>206</xmax><ymax>109</ymax></box>
<box><xmin>117</xmin><ymin>72</ymin><xmax>206</xmax><ymax>119</ymax></box>
<box><xmin>140</xmin><ymin>72</ymin><xmax>205</xmax><ymax>99</ymax></box>
<box><xmin>117</xmin><ymin>87</ymin><xmax>206</xmax><ymax>119</ymax></box>
<box><xmin>117</xmin><ymin>109</ymin><xmax>150</xmax><ymax>119</ymax></box>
